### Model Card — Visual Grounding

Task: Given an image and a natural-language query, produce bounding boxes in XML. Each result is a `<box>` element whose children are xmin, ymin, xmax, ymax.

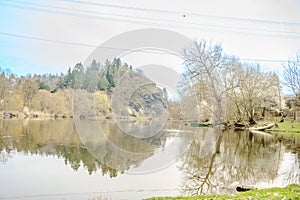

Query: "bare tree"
<box><xmin>283</xmin><ymin>52</ymin><xmax>300</xmax><ymax>121</ymax></box>
<box><xmin>283</xmin><ymin>51</ymin><xmax>300</xmax><ymax>96</ymax></box>
<box><xmin>183</xmin><ymin>40</ymin><xmax>283</xmax><ymax>124</ymax></box>
<box><xmin>182</xmin><ymin>41</ymin><xmax>228</xmax><ymax>125</ymax></box>
<box><xmin>0</xmin><ymin>72</ymin><xmax>9</xmax><ymax>101</ymax></box>
<box><xmin>237</xmin><ymin>65</ymin><xmax>280</xmax><ymax>123</ymax></box>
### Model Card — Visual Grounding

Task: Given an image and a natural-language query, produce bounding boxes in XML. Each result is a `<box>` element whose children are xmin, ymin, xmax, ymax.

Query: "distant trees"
<box><xmin>71</xmin><ymin>63</ymin><xmax>85</xmax><ymax>89</ymax></box>
<box><xmin>31</xmin><ymin>89</ymin><xmax>51</xmax><ymax>112</ymax></box>
<box><xmin>36</xmin><ymin>80</ymin><xmax>50</xmax><ymax>91</ymax></box>
<box><xmin>6</xmin><ymin>94</ymin><xmax>23</xmax><ymax>112</ymax></box>
<box><xmin>183</xmin><ymin>40</ymin><xmax>283</xmax><ymax>124</ymax></box>
<box><xmin>83</xmin><ymin>60</ymin><xmax>100</xmax><ymax>92</ymax></box>
<box><xmin>0</xmin><ymin>50</ymin><xmax>286</xmax><ymax>122</ymax></box>
<box><xmin>94</xmin><ymin>91</ymin><xmax>110</xmax><ymax>114</ymax></box>
<box><xmin>98</xmin><ymin>76</ymin><xmax>109</xmax><ymax>91</ymax></box>
<box><xmin>0</xmin><ymin>58</ymin><xmax>132</xmax><ymax>118</ymax></box>
<box><xmin>283</xmin><ymin>51</ymin><xmax>300</xmax><ymax>120</ymax></box>
<box><xmin>283</xmin><ymin>51</ymin><xmax>300</xmax><ymax>97</ymax></box>
<box><xmin>31</xmin><ymin>89</ymin><xmax>72</xmax><ymax>116</ymax></box>
<box><xmin>0</xmin><ymin>70</ymin><xmax>11</xmax><ymax>109</ymax></box>
<box><xmin>22</xmin><ymin>80</ymin><xmax>38</xmax><ymax>107</ymax></box>
<box><xmin>226</xmin><ymin>64</ymin><xmax>282</xmax><ymax>123</ymax></box>
<box><xmin>58</xmin><ymin>58</ymin><xmax>128</xmax><ymax>93</ymax></box>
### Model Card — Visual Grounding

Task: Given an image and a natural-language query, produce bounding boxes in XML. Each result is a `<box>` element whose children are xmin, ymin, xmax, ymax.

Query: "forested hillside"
<box><xmin>0</xmin><ymin>58</ymin><xmax>166</xmax><ymax>119</ymax></box>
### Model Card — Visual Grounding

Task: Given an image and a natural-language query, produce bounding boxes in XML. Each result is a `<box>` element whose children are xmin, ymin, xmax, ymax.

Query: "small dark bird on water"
<box><xmin>182</xmin><ymin>14</ymin><xmax>186</xmax><ymax>17</ymax></box>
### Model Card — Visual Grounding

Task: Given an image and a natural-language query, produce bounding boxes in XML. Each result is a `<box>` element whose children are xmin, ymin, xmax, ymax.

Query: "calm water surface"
<box><xmin>0</xmin><ymin>119</ymin><xmax>299</xmax><ymax>199</ymax></box>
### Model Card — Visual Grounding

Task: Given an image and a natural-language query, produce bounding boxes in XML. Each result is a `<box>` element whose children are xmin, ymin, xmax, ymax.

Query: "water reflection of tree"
<box><xmin>55</xmin><ymin>145</ymin><xmax>118</xmax><ymax>177</ymax></box>
<box><xmin>0</xmin><ymin>119</ymin><xmax>168</xmax><ymax>177</ymax></box>
<box><xmin>76</xmin><ymin>119</ymin><xmax>169</xmax><ymax>172</ymax></box>
<box><xmin>180</xmin><ymin>128</ymin><xmax>282</xmax><ymax>196</ymax></box>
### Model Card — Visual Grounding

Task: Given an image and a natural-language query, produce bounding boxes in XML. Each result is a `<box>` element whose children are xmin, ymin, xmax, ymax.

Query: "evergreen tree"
<box><xmin>63</xmin><ymin>67</ymin><xmax>72</xmax><ymax>88</ymax></box>
<box><xmin>98</xmin><ymin>76</ymin><xmax>109</xmax><ymax>91</ymax></box>
<box><xmin>72</xmin><ymin>63</ymin><xmax>84</xmax><ymax>89</ymax></box>
<box><xmin>36</xmin><ymin>80</ymin><xmax>51</xmax><ymax>91</ymax></box>
<box><xmin>83</xmin><ymin>60</ymin><xmax>100</xmax><ymax>92</ymax></box>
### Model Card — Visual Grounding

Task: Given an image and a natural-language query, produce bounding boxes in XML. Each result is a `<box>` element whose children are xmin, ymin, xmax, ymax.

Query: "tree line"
<box><xmin>181</xmin><ymin>40</ymin><xmax>299</xmax><ymax>124</ymax></box>
<box><xmin>58</xmin><ymin>58</ymin><xmax>131</xmax><ymax>93</ymax></box>
<box><xmin>1</xmin><ymin>40</ymin><xmax>299</xmax><ymax>122</ymax></box>
<box><xmin>0</xmin><ymin>58</ymin><xmax>130</xmax><ymax>117</ymax></box>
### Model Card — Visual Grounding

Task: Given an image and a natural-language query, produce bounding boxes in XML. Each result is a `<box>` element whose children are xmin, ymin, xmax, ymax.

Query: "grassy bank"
<box><xmin>265</xmin><ymin>119</ymin><xmax>300</xmax><ymax>137</ymax></box>
<box><xmin>147</xmin><ymin>184</ymin><xmax>300</xmax><ymax>200</ymax></box>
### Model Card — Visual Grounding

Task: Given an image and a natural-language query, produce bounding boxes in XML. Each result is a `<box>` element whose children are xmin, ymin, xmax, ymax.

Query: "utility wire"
<box><xmin>55</xmin><ymin>0</ymin><xmax>300</xmax><ymax>27</ymax></box>
<box><xmin>1</xmin><ymin>2</ymin><xmax>300</xmax><ymax>40</ymax></box>
<box><xmin>0</xmin><ymin>31</ymin><xmax>295</xmax><ymax>63</ymax></box>
<box><xmin>4</xmin><ymin>0</ymin><xmax>300</xmax><ymax>37</ymax></box>
<box><xmin>0</xmin><ymin>32</ymin><xmax>180</xmax><ymax>56</ymax></box>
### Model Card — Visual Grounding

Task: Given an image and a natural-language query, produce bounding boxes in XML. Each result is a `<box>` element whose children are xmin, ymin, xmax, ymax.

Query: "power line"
<box><xmin>56</xmin><ymin>0</ymin><xmax>300</xmax><ymax>27</ymax></box>
<box><xmin>6</xmin><ymin>0</ymin><xmax>300</xmax><ymax>37</ymax></box>
<box><xmin>8</xmin><ymin>0</ymin><xmax>300</xmax><ymax>36</ymax></box>
<box><xmin>0</xmin><ymin>32</ymin><xmax>97</xmax><ymax>48</ymax></box>
<box><xmin>0</xmin><ymin>31</ymin><xmax>295</xmax><ymax>63</ymax></box>
<box><xmin>5</xmin><ymin>0</ymin><xmax>300</xmax><ymax>37</ymax></box>
<box><xmin>239</xmin><ymin>58</ymin><xmax>291</xmax><ymax>63</ymax></box>
<box><xmin>0</xmin><ymin>32</ymin><xmax>180</xmax><ymax>56</ymax></box>
<box><xmin>1</xmin><ymin>2</ymin><xmax>300</xmax><ymax>40</ymax></box>
<box><xmin>0</xmin><ymin>2</ymin><xmax>169</xmax><ymax>28</ymax></box>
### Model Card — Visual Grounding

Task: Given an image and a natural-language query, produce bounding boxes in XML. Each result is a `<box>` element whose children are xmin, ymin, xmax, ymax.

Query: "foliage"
<box><xmin>22</xmin><ymin>79</ymin><xmax>38</xmax><ymax>107</ymax></box>
<box><xmin>5</xmin><ymin>94</ymin><xmax>24</xmax><ymax>112</ymax></box>
<box><xmin>58</xmin><ymin>58</ymin><xmax>129</xmax><ymax>93</ymax></box>
<box><xmin>0</xmin><ymin>72</ymin><xmax>10</xmax><ymax>101</ymax></box>
<box><xmin>36</xmin><ymin>80</ymin><xmax>50</xmax><ymax>91</ymax></box>
<box><xmin>0</xmin><ymin>58</ymin><xmax>133</xmax><ymax>117</ymax></box>
<box><xmin>94</xmin><ymin>91</ymin><xmax>110</xmax><ymax>114</ymax></box>
<box><xmin>83</xmin><ymin>60</ymin><xmax>100</xmax><ymax>92</ymax></box>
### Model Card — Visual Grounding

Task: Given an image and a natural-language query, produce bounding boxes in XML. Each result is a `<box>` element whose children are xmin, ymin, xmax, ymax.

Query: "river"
<box><xmin>0</xmin><ymin>119</ymin><xmax>299</xmax><ymax>199</ymax></box>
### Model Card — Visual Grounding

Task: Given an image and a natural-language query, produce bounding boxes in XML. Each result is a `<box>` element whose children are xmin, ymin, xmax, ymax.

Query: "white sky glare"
<box><xmin>0</xmin><ymin>0</ymin><xmax>300</xmax><ymax>77</ymax></box>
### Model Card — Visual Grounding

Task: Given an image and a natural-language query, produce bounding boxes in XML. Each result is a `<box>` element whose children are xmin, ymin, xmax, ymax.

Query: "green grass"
<box><xmin>275</xmin><ymin>121</ymin><xmax>300</xmax><ymax>130</ymax></box>
<box><xmin>262</xmin><ymin>118</ymin><xmax>300</xmax><ymax>137</ymax></box>
<box><xmin>147</xmin><ymin>184</ymin><xmax>300</xmax><ymax>200</ymax></box>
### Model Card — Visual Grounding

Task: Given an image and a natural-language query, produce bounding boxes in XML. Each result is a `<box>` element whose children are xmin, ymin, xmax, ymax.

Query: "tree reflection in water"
<box><xmin>0</xmin><ymin>119</ymin><xmax>168</xmax><ymax>177</ymax></box>
<box><xmin>1</xmin><ymin>119</ymin><xmax>299</xmax><ymax>193</ymax></box>
<box><xmin>180</xmin><ymin>128</ymin><xmax>300</xmax><ymax>196</ymax></box>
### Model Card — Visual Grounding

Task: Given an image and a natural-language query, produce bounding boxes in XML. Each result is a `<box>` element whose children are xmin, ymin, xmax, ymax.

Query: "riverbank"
<box><xmin>0</xmin><ymin>111</ymin><xmax>72</xmax><ymax>119</ymax></box>
<box><xmin>265</xmin><ymin>120</ymin><xmax>300</xmax><ymax>138</ymax></box>
<box><xmin>147</xmin><ymin>184</ymin><xmax>300</xmax><ymax>200</ymax></box>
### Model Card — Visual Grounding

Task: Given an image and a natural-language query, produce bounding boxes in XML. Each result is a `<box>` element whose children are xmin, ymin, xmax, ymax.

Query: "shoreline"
<box><xmin>147</xmin><ymin>184</ymin><xmax>300</xmax><ymax>200</ymax></box>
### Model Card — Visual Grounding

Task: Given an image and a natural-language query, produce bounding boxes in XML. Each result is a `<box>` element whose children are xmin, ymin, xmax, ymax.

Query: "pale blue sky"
<box><xmin>0</xmin><ymin>0</ymin><xmax>300</xmax><ymax>77</ymax></box>
<box><xmin>0</xmin><ymin>3</ymin><xmax>45</xmax><ymax>74</ymax></box>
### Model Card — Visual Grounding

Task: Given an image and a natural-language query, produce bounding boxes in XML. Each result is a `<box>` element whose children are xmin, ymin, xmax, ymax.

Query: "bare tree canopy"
<box><xmin>283</xmin><ymin>51</ymin><xmax>300</xmax><ymax>96</ymax></box>
<box><xmin>182</xmin><ymin>40</ymin><xmax>283</xmax><ymax>124</ymax></box>
<box><xmin>182</xmin><ymin>40</ymin><xmax>227</xmax><ymax>125</ymax></box>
